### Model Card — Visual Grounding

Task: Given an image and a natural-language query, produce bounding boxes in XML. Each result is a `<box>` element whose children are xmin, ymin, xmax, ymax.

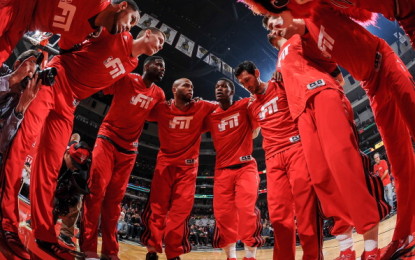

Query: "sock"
<box><xmin>223</xmin><ymin>243</ymin><xmax>236</xmax><ymax>258</ymax></box>
<box><xmin>336</xmin><ymin>228</ymin><xmax>354</xmax><ymax>252</ymax></box>
<box><xmin>364</xmin><ymin>239</ymin><xmax>378</xmax><ymax>252</ymax></box>
<box><xmin>244</xmin><ymin>245</ymin><xmax>257</xmax><ymax>258</ymax></box>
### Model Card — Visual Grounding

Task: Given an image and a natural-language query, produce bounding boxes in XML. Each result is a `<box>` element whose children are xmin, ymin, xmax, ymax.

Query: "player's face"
<box><xmin>144</xmin><ymin>32</ymin><xmax>165</xmax><ymax>56</ymax></box>
<box><xmin>237</xmin><ymin>71</ymin><xmax>260</xmax><ymax>95</ymax></box>
<box><xmin>110</xmin><ymin>6</ymin><xmax>139</xmax><ymax>34</ymax></box>
<box><xmin>267</xmin><ymin>11</ymin><xmax>294</xmax><ymax>31</ymax></box>
<box><xmin>374</xmin><ymin>155</ymin><xmax>380</xmax><ymax>163</ymax></box>
<box><xmin>146</xmin><ymin>59</ymin><xmax>165</xmax><ymax>82</ymax></box>
<box><xmin>175</xmin><ymin>79</ymin><xmax>194</xmax><ymax>102</ymax></box>
<box><xmin>215</xmin><ymin>80</ymin><xmax>233</xmax><ymax>102</ymax></box>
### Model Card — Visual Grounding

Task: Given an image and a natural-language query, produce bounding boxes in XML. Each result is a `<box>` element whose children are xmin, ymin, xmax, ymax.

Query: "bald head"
<box><xmin>172</xmin><ymin>78</ymin><xmax>193</xmax><ymax>102</ymax></box>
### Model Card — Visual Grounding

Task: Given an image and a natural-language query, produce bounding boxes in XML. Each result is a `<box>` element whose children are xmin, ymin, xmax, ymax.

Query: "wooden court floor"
<box><xmin>117</xmin><ymin>215</ymin><xmax>396</xmax><ymax>260</ymax></box>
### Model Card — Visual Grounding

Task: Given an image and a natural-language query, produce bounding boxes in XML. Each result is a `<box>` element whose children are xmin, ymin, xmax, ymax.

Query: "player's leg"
<box><xmin>140</xmin><ymin>164</ymin><xmax>174</xmax><ymax>254</ymax></box>
<box><xmin>30</xmin><ymin>111</ymin><xmax>77</xmax><ymax>259</ymax></box>
<box><xmin>235</xmin><ymin>162</ymin><xmax>264</xmax><ymax>259</ymax></box>
<box><xmin>212</xmin><ymin>167</ymin><xmax>238</xmax><ymax>250</ymax></box>
<box><xmin>266</xmin><ymin>154</ymin><xmax>296</xmax><ymax>260</ymax></box>
<box><xmin>100</xmin><ymin>152</ymin><xmax>136</xmax><ymax>258</ymax></box>
<box><xmin>164</xmin><ymin>166</ymin><xmax>197</xmax><ymax>260</ymax></box>
<box><xmin>286</xmin><ymin>143</ymin><xmax>323</xmax><ymax>260</ymax></box>
<box><xmin>80</xmin><ymin>138</ymin><xmax>116</xmax><ymax>257</ymax></box>
<box><xmin>297</xmin><ymin>107</ymin><xmax>355</xmax><ymax>258</ymax></box>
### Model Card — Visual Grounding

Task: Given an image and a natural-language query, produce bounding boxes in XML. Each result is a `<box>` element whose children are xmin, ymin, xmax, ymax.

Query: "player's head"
<box><xmin>239</xmin><ymin>0</ymin><xmax>289</xmax><ymax>16</ymax></box>
<box><xmin>143</xmin><ymin>56</ymin><xmax>165</xmax><ymax>83</ymax></box>
<box><xmin>234</xmin><ymin>61</ymin><xmax>262</xmax><ymax>95</ymax></box>
<box><xmin>136</xmin><ymin>27</ymin><xmax>166</xmax><ymax>56</ymax></box>
<box><xmin>65</xmin><ymin>142</ymin><xmax>91</xmax><ymax>171</ymax></box>
<box><xmin>374</xmin><ymin>153</ymin><xmax>380</xmax><ymax>163</ymax></box>
<box><xmin>215</xmin><ymin>78</ymin><xmax>235</xmax><ymax>103</ymax></box>
<box><xmin>263</xmin><ymin>15</ymin><xmax>305</xmax><ymax>44</ymax></box>
<box><xmin>104</xmin><ymin>0</ymin><xmax>140</xmax><ymax>34</ymax></box>
<box><xmin>172</xmin><ymin>78</ymin><xmax>193</xmax><ymax>102</ymax></box>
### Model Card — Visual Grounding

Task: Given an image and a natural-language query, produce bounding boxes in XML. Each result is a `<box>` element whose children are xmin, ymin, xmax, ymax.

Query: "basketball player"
<box><xmin>81</xmin><ymin>56</ymin><xmax>166</xmax><ymax>259</ymax></box>
<box><xmin>0</xmin><ymin>28</ymin><xmax>165</xmax><ymax>259</ymax></box>
<box><xmin>235</xmin><ymin>61</ymin><xmax>322</xmax><ymax>260</ymax></box>
<box><xmin>264</xmin><ymin>17</ymin><xmax>390</xmax><ymax>259</ymax></box>
<box><xmin>0</xmin><ymin>0</ymin><xmax>140</xmax><ymax>64</ymax></box>
<box><xmin>241</xmin><ymin>1</ymin><xmax>415</xmax><ymax>258</ymax></box>
<box><xmin>205</xmin><ymin>78</ymin><xmax>263</xmax><ymax>260</ymax></box>
<box><xmin>140</xmin><ymin>78</ymin><xmax>217</xmax><ymax>260</ymax></box>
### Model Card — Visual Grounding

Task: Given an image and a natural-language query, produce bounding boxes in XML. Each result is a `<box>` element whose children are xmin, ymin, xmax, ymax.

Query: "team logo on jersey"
<box><xmin>276</xmin><ymin>44</ymin><xmax>290</xmax><ymax>70</ymax></box>
<box><xmin>258</xmin><ymin>97</ymin><xmax>279</xmax><ymax>120</ymax></box>
<box><xmin>307</xmin><ymin>79</ymin><xmax>326</xmax><ymax>90</ymax></box>
<box><xmin>104</xmin><ymin>57</ymin><xmax>126</xmax><ymax>79</ymax></box>
<box><xmin>317</xmin><ymin>25</ymin><xmax>334</xmax><ymax>59</ymax></box>
<box><xmin>52</xmin><ymin>1</ymin><xmax>76</xmax><ymax>31</ymax></box>
<box><xmin>73</xmin><ymin>99</ymin><xmax>80</xmax><ymax>107</ymax></box>
<box><xmin>130</xmin><ymin>94</ymin><xmax>153</xmax><ymax>109</ymax></box>
<box><xmin>240</xmin><ymin>155</ymin><xmax>252</xmax><ymax>162</ymax></box>
<box><xmin>169</xmin><ymin>116</ymin><xmax>193</xmax><ymax>129</ymax></box>
<box><xmin>289</xmin><ymin>135</ymin><xmax>301</xmax><ymax>143</ymax></box>
<box><xmin>218</xmin><ymin>113</ymin><xmax>240</xmax><ymax>132</ymax></box>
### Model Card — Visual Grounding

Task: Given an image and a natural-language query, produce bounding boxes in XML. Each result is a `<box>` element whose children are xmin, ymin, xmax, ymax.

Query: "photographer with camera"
<box><xmin>54</xmin><ymin>141</ymin><xmax>91</xmax><ymax>255</ymax></box>
<box><xmin>0</xmin><ymin>50</ymin><xmax>42</xmax><ymax>163</ymax></box>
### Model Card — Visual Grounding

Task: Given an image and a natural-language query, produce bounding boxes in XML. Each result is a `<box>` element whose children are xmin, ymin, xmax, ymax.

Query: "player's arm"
<box><xmin>252</xmin><ymin>127</ymin><xmax>261</xmax><ymax>139</ymax></box>
<box><xmin>381</xmin><ymin>162</ymin><xmax>390</xmax><ymax>180</ymax></box>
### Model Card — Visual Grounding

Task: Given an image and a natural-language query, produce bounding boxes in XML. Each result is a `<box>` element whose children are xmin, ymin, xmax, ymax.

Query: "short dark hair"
<box><xmin>262</xmin><ymin>16</ymin><xmax>270</xmax><ymax>30</ymax></box>
<box><xmin>112</xmin><ymin>0</ymin><xmax>139</xmax><ymax>12</ymax></box>
<box><xmin>144</xmin><ymin>56</ymin><xmax>164</xmax><ymax>66</ymax></box>
<box><xmin>234</xmin><ymin>61</ymin><xmax>257</xmax><ymax>77</ymax></box>
<box><xmin>137</xmin><ymin>27</ymin><xmax>166</xmax><ymax>40</ymax></box>
<box><xmin>252</xmin><ymin>0</ymin><xmax>287</xmax><ymax>14</ymax></box>
<box><xmin>217</xmin><ymin>78</ymin><xmax>235</xmax><ymax>92</ymax></box>
<box><xmin>16</xmin><ymin>50</ymin><xmax>40</xmax><ymax>63</ymax></box>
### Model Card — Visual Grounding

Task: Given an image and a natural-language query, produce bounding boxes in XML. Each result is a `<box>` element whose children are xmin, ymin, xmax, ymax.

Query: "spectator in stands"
<box><xmin>373</xmin><ymin>153</ymin><xmax>394</xmax><ymax>211</ymax></box>
<box><xmin>117</xmin><ymin>212</ymin><xmax>128</xmax><ymax>241</ymax></box>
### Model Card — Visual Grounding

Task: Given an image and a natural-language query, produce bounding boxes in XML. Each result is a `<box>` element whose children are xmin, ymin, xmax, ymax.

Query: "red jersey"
<box><xmin>31</xmin><ymin>0</ymin><xmax>110</xmax><ymax>50</ymax></box>
<box><xmin>374</xmin><ymin>160</ymin><xmax>391</xmax><ymax>186</ymax></box>
<box><xmin>329</xmin><ymin>0</ymin><xmax>395</xmax><ymax>20</ymax></box>
<box><xmin>304</xmin><ymin>3</ymin><xmax>381</xmax><ymax>82</ymax></box>
<box><xmin>98</xmin><ymin>74</ymin><xmax>165</xmax><ymax>151</ymax></box>
<box><xmin>151</xmin><ymin>100</ymin><xmax>217</xmax><ymax>166</ymax></box>
<box><xmin>206</xmin><ymin>98</ymin><xmax>258</xmax><ymax>169</ymax></box>
<box><xmin>47</xmin><ymin>30</ymin><xmax>138</xmax><ymax>100</ymax></box>
<box><xmin>277</xmin><ymin>33</ymin><xmax>343</xmax><ymax>120</ymax></box>
<box><xmin>248</xmin><ymin>80</ymin><xmax>300</xmax><ymax>159</ymax></box>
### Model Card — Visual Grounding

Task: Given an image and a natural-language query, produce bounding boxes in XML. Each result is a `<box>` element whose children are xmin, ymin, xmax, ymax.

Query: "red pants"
<box><xmin>212</xmin><ymin>161</ymin><xmax>263</xmax><ymax>249</ymax></box>
<box><xmin>266</xmin><ymin>142</ymin><xmax>322</xmax><ymax>260</ymax></box>
<box><xmin>297</xmin><ymin>89</ymin><xmax>385</xmax><ymax>236</ymax></box>
<box><xmin>1</xmin><ymin>65</ymin><xmax>76</xmax><ymax>242</ymax></box>
<box><xmin>362</xmin><ymin>40</ymin><xmax>415</xmax><ymax>240</ymax></box>
<box><xmin>80</xmin><ymin>137</ymin><xmax>136</xmax><ymax>257</ymax></box>
<box><xmin>140</xmin><ymin>164</ymin><xmax>197</xmax><ymax>259</ymax></box>
<box><xmin>0</xmin><ymin>0</ymin><xmax>35</xmax><ymax>64</ymax></box>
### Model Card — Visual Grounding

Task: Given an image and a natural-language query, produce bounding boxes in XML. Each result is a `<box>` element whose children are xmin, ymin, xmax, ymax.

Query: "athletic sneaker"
<box><xmin>380</xmin><ymin>235</ymin><xmax>415</xmax><ymax>260</ymax></box>
<box><xmin>58</xmin><ymin>233</ymin><xmax>76</xmax><ymax>248</ymax></box>
<box><xmin>168</xmin><ymin>257</ymin><xmax>181</xmax><ymax>260</ymax></box>
<box><xmin>227</xmin><ymin>258</ymin><xmax>237</xmax><ymax>260</ymax></box>
<box><xmin>335</xmin><ymin>248</ymin><xmax>356</xmax><ymax>259</ymax></box>
<box><xmin>243</xmin><ymin>258</ymin><xmax>256</xmax><ymax>260</ymax></box>
<box><xmin>361</xmin><ymin>248</ymin><xmax>380</xmax><ymax>260</ymax></box>
<box><xmin>36</xmin><ymin>239</ymin><xmax>84</xmax><ymax>260</ymax></box>
<box><xmin>146</xmin><ymin>252</ymin><xmax>158</xmax><ymax>260</ymax></box>
<box><xmin>2</xmin><ymin>230</ymin><xmax>30</xmax><ymax>260</ymax></box>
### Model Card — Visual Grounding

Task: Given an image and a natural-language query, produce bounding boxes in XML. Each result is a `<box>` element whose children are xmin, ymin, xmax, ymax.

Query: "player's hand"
<box><xmin>15</xmin><ymin>73</ymin><xmax>41</xmax><ymax>114</ymax></box>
